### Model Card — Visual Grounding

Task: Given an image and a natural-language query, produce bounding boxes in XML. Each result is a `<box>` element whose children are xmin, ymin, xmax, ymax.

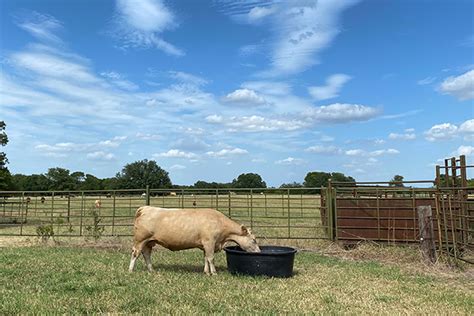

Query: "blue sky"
<box><xmin>1</xmin><ymin>0</ymin><xmax>473</xmax><ymax>186</ymax></box>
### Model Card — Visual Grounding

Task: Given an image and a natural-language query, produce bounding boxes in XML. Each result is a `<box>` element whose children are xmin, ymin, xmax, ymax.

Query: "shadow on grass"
<box><xmin>148</xmin><ymin>263</ymin><xmax>228</xmax><ymax>274</ymax></box>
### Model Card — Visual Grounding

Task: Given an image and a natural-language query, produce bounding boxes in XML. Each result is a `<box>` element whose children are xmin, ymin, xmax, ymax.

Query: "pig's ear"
<box><xmin>241</xmin><ymin>225</ymin><xmax>249</xmax><ymax>235</ymax></box>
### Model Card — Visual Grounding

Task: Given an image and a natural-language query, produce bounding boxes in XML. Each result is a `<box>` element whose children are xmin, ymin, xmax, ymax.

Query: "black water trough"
<box><xmin>224</xmin><ymin>246</ymin><xmax>297</xmax><ymax>278</ymax></box>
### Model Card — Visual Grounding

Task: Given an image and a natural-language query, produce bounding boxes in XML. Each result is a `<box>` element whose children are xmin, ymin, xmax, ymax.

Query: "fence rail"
<box><xmin>0</xmin><ymin>187</ymin><xmax>327</xmax><ymax>240</ymax></box>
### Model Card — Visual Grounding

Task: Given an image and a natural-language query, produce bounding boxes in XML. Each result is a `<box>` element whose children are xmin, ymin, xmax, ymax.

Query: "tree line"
<box><xmin>5</xmin><ymin>159</ymin><xmax>356</xmax><ymax>191</ymax></box>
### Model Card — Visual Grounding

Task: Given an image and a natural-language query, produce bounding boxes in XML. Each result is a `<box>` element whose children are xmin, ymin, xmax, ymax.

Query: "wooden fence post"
<box><xmin>417</xmin><ymin>205</ymin><xmax>437</xmax><ymax>263</ymax></box>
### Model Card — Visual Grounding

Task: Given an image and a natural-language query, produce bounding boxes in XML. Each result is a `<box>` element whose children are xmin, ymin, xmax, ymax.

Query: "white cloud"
<box><xmin>425</xmin><ymin>123</ymin><xmax>458</xmax><ymax>141</ymax></box>
<box><xmin>135</xmin><ymin>132</ymin><xmax>161</xmax><ymax>140</ymax></box>
<box><xmin>100</xmin><ymin>71</ymin><xmax>138</xmax><ymax>91</ymax></box>
<box><xmin>439</xmin><ymin>69</ymin><xmax>474</xmax><ymax>100</ymax></box>
<box><xmin>112</xmin><ymin>0</ymin><xmax>184</xmax><ymax>56</ymax></box>
<box><xmin>370</xmin><ymin>149</ymin><xmax>399</xmax><ymax>156</ymax></box>
<box><xmin>179</xmin><ymin>127</ymin><xmax>205</xmax><ymax>135</ymax></box>
<box><xmin>206</xmin><ymin>114</ymin><xmax>308</xmax><ymax>132</ymax></box>
<box><xmin>206</xmin><ymin>103</ymin><xmax>379</xmax><ymax>133</ymax></box>
<box><xmin>155</xmin><ymin>149</ymin><xmax>197</xmax><ymax>159</ymax></box>
<box><xmin>345</xmin><ymin>149</ymin><xmax>365</xmax><ymax>156</ymax></box>
<box><xmin>206</xmin><ymin>147</ymin><xmax>248</xmax><ymax>158</ymax></box>
<box><xmin>304</xmin><ymin>103</ymin><xmax>380</xmax><ymax>123</ymax></box>
<box><xmin>456</xmin><ymin>145</ymin><xmax>474</xmax><ymax>156</ymax></box>
<box><xmin>251</xmin><ymin>158</ymin><xmax>266</xmax><ymax>163</ymax></box>
<box><xmin>459</xmin><ymin>119</ymin><xmax>474</xmax><ymax>133</ymax></box>
<box><xmin>16</xmin><ymin>12</ymin><xmax>63</xmax><ymax>43</ymax></box>
<box><xmin>263</xmin><ymin>0</ymin><xmax>359</xmax><ymax>76</ymax></box>
<box><xmin>275</xmin><ymin>157</ymin><xmax>305</xmax><ymax>165</ymax></box>
<box><xmin>388</xmin><ymin>132</ymin><xmax>416</xmax><ymax>140</ymax></box>
<box><xmin>417</xmin><ymin>76</ymin><xmax>436</xmax><ymax>85</ymax></box>
<box><xmin>33</xmin><ymin>137</ymin><xmax>126</xmax><ymax>159</ymax></box>
<box><xmin>87</xmin><ymin>151</ymin><xmax>116</xmax><ymax>160</ymax></box>
<box><xmin>223</xmin><ymin>88</ymin><xmax>267</xmax><ymax>105</ymax></box>
<box><xmin>308</xmin><ymin>74</ymin><xmax>352</xmax><ymax>100</ymax></box>
<box><xmin>424</xmin><ymin>119</ymin><xmax>474</xmax><ymax>142</ymax></box>
<box><xmin>305</xmin><ymin>145</ymin><xmax>342</xmax><ymax>155</ymax></box>
<box><xmin>247</xmin><ymin>6</ymin><xmax>276</xmax><ymax>23</ymax></box>
<box><xmin>169</xmin><ymin>164</ymin><xmax>186</xmax><ymax>170</ymax></box>
<box><xmin>344</xmin><ymin>148</ymin><xmax>399</xmax><ymax>157</ymax></box>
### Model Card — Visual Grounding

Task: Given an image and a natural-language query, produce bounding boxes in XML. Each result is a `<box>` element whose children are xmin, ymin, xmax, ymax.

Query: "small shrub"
<box><xmin>85</xmin><ymin>208</ymin><xmax>104</xmax><ymax>241</ymax></box>
<box><xmin>36</xmin><ymin>224</ymin><xmax>54</xmax><ymax>241</ymax></box>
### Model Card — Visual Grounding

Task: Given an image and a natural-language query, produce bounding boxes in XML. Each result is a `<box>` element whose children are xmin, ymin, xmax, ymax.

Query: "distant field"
<box><xmin>1</xmin><ymin>246</ymin><xmax>472</xmax><ymax>314</ymax></box>
<box><xmin>0</xmin><ymin>193</ymin><xmax>326</xmax><ymax>240</ymax></box>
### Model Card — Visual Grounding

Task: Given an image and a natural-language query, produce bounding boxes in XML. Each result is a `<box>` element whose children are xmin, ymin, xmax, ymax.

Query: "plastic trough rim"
<box><xmin>224</xmin><ymin>245</ymin><xmax>297</xmax><ymax>256</ymax></box>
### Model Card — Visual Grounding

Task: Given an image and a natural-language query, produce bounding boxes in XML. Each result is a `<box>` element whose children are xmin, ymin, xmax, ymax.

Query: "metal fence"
<box><xmin>0</xmin><ymin>187</ymin><xmax>327</xmax><ymax>240</ymax></box>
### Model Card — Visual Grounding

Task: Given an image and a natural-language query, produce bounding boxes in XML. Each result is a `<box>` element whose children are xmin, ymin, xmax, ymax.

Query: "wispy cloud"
<box><xmin>388</xmin><ymin>129</ymin><xmax>416</xmax><ymax>140</ymax></box>
<box><xmin>439</xmin><ymin>69</ymin><xmax>474</xmax><ymax>101</ymax></box>
<box><xmin>304</xmin><ymin>103</ymin><xmax>380</xmax><ymax>124</ymax></box>
<box><xmin>275</xmin><ymin>157</ymin><xmax>305</xmax><ymax>165</ymax></box>
<box><xmin>262</xmin><ymin>0</ymin><xmax>359</xmax><ymax>76</ymax></box>
<box><xmin>16</xmin><ymin>12</ymin><xmax>63</xmax><ymax>43</ymax></box>
<box><xmin>305</xmin><ymin>145</ymin><xmax>342</xmax><ymax>155</ymax></box>
<box><xmin>155</xmin><ymin>149</ymin><xmax>197</xmax><ymax>159</ymax></box>
<box><xmin>456</xmin><ymin>145</ymin><xmax>474</xmax><ymax>156</ymax></box>
<box><xmin>206</xmin><ymin>103</ymin><xmax>380</xmax><ymax>132</ymax></box>
<box><xmin>345</xmin><ymin>148</ymin><xmax>399</xmax><ymax>157</ymax></box>
<box><xmin>247</xmin><ymin>6</ymin><xmax>276</xmax><ymax>23</ymax></box>
<box><xmin>110</xmin><ymin>0</ymin><xmax>184</xmax><ymax>56</ymax></box>
<box><xmin>206</xmin><ymin>147</ymin><xmax>248</xmax><ymax>158</ymax></box>
<box><xmin>308</xmin><ymin>74</ymin><xmax>352</xmax><ymax>100</ymax></box>
<box><xmin>87</xmin><ymin>151</ymin><xmax>116</xmax><ymax>161</ymax></box>
<box><xmin>206</xmin><ymin>114</ymin><xmax>308</xmax><ymax>132</ymax></box>
<box><xmin>417</xmin><ymin>76</ymin><xmax>436</xmax><ymax>85</ymax></box>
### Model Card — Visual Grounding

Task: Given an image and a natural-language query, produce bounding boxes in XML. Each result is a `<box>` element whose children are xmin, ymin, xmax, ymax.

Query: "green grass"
<box><xmin>1</xmin><ymin>246</ymin><xmax>472</xmax><ymax>314</ymax></box>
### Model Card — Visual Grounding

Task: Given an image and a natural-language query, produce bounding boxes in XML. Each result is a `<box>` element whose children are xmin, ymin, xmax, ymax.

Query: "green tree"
<box><xmin>280</xmin><ymin>182</ymin><xmax>303</xmax><ymax>188</ymax></box>
<box><xmin>102</xmin><ymin>177</ymin><xmax>119</xmax><ymax>190</ymax></box>
<box><xmin>389</xmin><ymin>175</ymin><xmax>405</xmax><ymax>187</ymax></box>
<box><xmin>45</xmin><ymin>168</ymin><xmax>76</xmax><ymax>190</ymax></box>
<box><xmin>116</xmin><ymin>159</ymin><xmax>171</xmax><ymax>189</ymax></box>
<box><xmin>304</xmin><ymin>172</ymin><xmax>331</xmax><ymax>187</ymax></box>
<box><xmin>0</xmin><ymin>121</ymin><xmax>12</xmax><ymax>190</ymax></box>
<box><xmin>80</xmin><ymin>174</ymin><xmax>104</xmax><ymax>190</ymax></box>
<box><xmin>193</xmin><ymin>180</ymin><xmax>231</xmax><ymax>189</ymax></box>
<box><xmin>71</xmin><ymin>171</ymin><xmax>85</xmax><ymax>189</ymax></box>
<box><xmin>304</xmin><ymin>171</ymin><xmax>355</xmax><ymax>187</ymax></box>
<box><xmin>232</xmin><ymin>173</ymin><xmax>266</xmax><ymax>188</ymax></box>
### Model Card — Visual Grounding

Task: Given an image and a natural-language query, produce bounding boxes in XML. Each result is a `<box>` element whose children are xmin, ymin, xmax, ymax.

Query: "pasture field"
<box><xmin>0</xmin><ymin>192</ymin><xmax>326</xmax><ymax>239</ymax></box>
<box><xmin>1</xmin><ymin>245</ymin><xmax>473</xmax><ymax>314</ymax></box>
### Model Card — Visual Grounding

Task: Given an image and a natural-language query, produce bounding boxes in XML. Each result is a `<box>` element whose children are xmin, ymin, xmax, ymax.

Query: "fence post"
<box><xmin>287</xmin><ymin>188</ymin><xmax>291</xmax><ymax>238</ymax></box>
<box><xmin>112</xmin><ymin>191</ymin><xmax>116</xmax><ymax>236</ymax></box>
<box><xmin>417</xmin><ymin>205</ymin><xmax>437</xmax><ymax>263</ymax></box>
<box><xmin>20</xmin><ymin>192</ymin><xmax>24</xmax><ymax>236</ymax></box>
<box><xmin>146</xmin><ymin>185</ymin><xmax>150</xmax><ymax>206</ymax></box>
<box><xmin>67</xmin><ymin>194</ymin><xmax>71</xmax><ymax>223</ymax></box>
<box><xmin>228</xmin><ymin>191</ymin><xmax>232</xmax><ymax>218</ymax></box>
<box><xmin>250</xmin><ymin>189</ymin><xmax>253</xmax><ymax>231</ymax></box>
<box><xmin>80</xmin><ymin>191</ymin><xmax>84</xmax><ymax>237</ymax></box>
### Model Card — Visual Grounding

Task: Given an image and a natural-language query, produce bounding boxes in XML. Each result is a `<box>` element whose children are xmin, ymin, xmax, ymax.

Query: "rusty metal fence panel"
<box><xmin>0</xmin><ymin>187</ymin><xmax>328</xmax><ymax>240</ymax></box>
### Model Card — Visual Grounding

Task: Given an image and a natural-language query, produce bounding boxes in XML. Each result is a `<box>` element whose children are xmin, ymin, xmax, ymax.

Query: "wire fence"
<box><xmin>0</xmin><ymin>187</ymin><xmax>327</xmax><ymax>240</ymax></box>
